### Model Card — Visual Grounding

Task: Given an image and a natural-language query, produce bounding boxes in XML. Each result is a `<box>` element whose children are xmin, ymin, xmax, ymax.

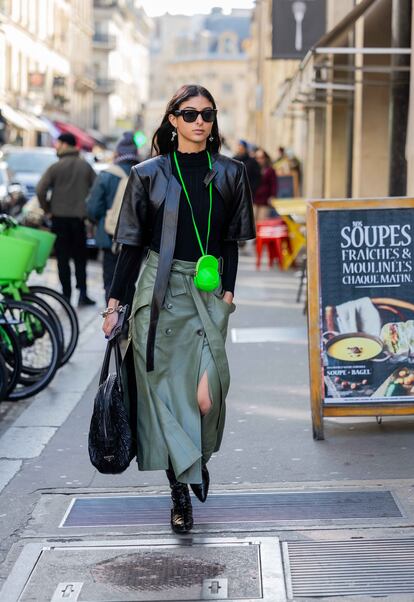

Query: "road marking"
<box><xmin>231</xmin><ymin>327</ymin><xmax>307</xmax><ymax>344</ymax></box>
<box><xmin>0</xmin><ymin>426</ymin><xmax>57</xmax><ymax>459</ymax></box>
<box><xmin>0</xmin><ymin>460</ymin><xmax>22</xmax><ymax>493</ymax></box>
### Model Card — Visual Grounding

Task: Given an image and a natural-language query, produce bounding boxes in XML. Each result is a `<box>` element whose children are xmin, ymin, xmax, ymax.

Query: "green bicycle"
<box><xmin>0</xmin><ymin>215</ymin><xmax>79</xmax><ymax>366</ymax></box>
<box><xmin>0</xmin><ymin>298</ymin><xmax>60</xmax><ymax>400</ymax></box>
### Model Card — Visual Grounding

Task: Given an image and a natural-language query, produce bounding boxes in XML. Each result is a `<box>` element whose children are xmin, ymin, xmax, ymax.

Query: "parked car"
<box><xmin>1</xmin><ymin>146</ymin><xmax>99</xmax><ymax>257</ymax></box>
<box><xmin>0</xmin><ymin>146</ymin><xmax>57</xmax><ymax>198</ymax></box>
<box><xmin>0</xmin><ymin>161</ymin><xmax>28</xmax><ymax>216</ymax></box>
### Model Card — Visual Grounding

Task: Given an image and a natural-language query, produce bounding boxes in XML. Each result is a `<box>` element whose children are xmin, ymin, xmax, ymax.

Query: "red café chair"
<box><xmin>255</xmin><ymin>218</ymin><xmax>289</xmax><ymax>269</ymax></box>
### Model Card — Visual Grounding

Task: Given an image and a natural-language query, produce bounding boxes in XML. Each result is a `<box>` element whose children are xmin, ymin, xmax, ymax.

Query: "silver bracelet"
<box><xmin>100</xmin><ymin>305</ymin><xmax>123</xmax><ymax>318</ymax></box>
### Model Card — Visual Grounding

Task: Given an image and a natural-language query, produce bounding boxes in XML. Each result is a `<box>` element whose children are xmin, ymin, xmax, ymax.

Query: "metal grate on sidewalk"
<box><xmin>0</xmin><ymin>537</ymin><xmax>286</xmax><ymax>601</ymax></box>
<box><xmin>61</xmin><ymin>490</ymin><xmax>401</xmax><ymax>528</ymax></box>
<box><xmin>283</xmin><ymin>538</ymin><xmax>414</xmax><ymax>599</ymax></box>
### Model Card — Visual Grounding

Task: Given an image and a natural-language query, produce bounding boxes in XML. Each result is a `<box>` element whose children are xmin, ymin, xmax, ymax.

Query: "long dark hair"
<box><xmin>151</xmin><ymin>84</ymin><xmax>222</xmax><ymax>156</ymax></box>
<box><xmin>257</xmin><ymin>149</ymin><xmax>273</xmax><ymax>169</ymax></box>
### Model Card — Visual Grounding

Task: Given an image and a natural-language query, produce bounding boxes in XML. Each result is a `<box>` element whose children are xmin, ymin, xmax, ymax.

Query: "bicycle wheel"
<box><xmin>0</xmin><ymin>322</ymin><xmax>22</xmax><ymax>397</ymax></box>
<box><xmin>20</xmin><ymin>293</ymin><xmax>65</xmax><ymax>365</ymax></box>
<box><xmin>1</xmin><ymin>300</ymin><xmax>60</xmax><ymax>399</ymax></box>
<box><xmin>0</xmin><ymin>351</ymin><xmax>8</xmax><ymax>401</ymax></box>
<box><xmin>28</xmin><ymin>286</ymin><xmax>79</xmax><ymax>365</ymax></box>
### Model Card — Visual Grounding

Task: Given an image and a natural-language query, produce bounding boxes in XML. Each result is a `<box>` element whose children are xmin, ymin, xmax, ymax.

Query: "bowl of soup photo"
<box><xmin>324</xmin><ymin>332</ymin><xmax>389</xmax><ymax>362</ymax></box>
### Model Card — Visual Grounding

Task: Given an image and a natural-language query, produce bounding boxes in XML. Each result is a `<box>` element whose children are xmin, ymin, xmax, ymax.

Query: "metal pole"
<box><xmin>346</xmin><ymin>29</ymin><xmax>355</xmax><ymax>199</ymax></box>
<box><xmin>315</xmin><ymin>46</ymin><xmax>411</xmax><ymax>54</ymax></box>
<box><xmin>389</xmin><ymin>0</ymin><xmax>412</xmax><ymax>196</ymax></box>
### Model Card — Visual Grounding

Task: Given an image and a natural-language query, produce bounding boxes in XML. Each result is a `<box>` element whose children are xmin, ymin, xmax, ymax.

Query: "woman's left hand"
<box><xmin>223</xmin><ymin>291</ymin><xmax>234</xmax><ymax>305</ymax></box>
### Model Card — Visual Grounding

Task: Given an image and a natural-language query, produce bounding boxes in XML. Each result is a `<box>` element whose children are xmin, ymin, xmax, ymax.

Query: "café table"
<box><xmin>270</xmin><ymin>198</ymin><xmax>308</xmax><ymax>270</ymax></box>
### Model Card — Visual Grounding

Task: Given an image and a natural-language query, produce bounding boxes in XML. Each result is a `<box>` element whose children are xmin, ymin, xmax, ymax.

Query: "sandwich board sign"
<box><xmin>307</xmin><ymin>198</ymin><xmax>414</xmax><ymax>439</ymax></box>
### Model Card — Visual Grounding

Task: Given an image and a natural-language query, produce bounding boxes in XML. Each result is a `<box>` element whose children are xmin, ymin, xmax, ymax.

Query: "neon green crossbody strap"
<box><xmin>173</xmin><ymin>150</ymin><xmax>213</xmax><ymax>255</ymax></box>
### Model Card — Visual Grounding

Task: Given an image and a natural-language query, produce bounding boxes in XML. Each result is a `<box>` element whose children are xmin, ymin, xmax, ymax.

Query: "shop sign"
<box><xmin>272</xmin><ymin>0</ymin><xmax>326</xmax><ymax>59</ymax></box>
<box><xmin>28</xmin><ymin>72</ymin><xmax>45</xmax><ymax>90</ymax></box>
<box><xmin>307</xmin><ymin>199</ymin><xmax>414</xmax><ymax>439</ymax></box>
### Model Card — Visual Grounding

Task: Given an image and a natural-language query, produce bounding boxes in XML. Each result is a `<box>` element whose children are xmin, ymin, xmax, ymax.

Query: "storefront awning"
<box><xmin>0</xmin><ymin>103</ymin><xmax>32</xmax><ymax>131</ymax></box>
<box><xmin>54</xmin><ymin>121</ymin><xmax>96</xmax><ymax>151</ymax></box>
<box><xmin>21</xmin><ymin>113</ymin><xmax>48</xmax><ymax>132</ymax></box>
<box><xmin>86</xmin><ymin>128</ymin><xmax>107</xmax><ymax>147</ymax></box>
<box><xmin>40</xmin><ymin>116</ymin><xmax>62</xmax><ymax>139</ymax></box>
<box><xmin>313</xmin><ymin>0</ymin><xmax>378</xmax><ymax>49</ymax></box>
<box><xmin>274</xmin><ymin>0</ymin><xmax>409</xmax><ymax>117</ymax></box>
<box><xmin>0</xmin><ymin>103</ymin><xmax>49</xmax><ymax>132</ymax></box>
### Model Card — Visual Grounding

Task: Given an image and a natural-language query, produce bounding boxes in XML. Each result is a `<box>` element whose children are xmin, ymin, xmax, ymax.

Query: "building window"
<box><xmin>21</xmin><ymin>0</ymin><xmax>29</xmax><ymax>27</ymax></box>
<box><xmin>175</xmin><ymin>37</ymin><xmax>188</xmax><ymax>56</ymax></box>
<box><xmin>220</xmin><ymin>33</ymin><xmax>237</xmax><ymax>55</ymax></box>
<box><xmin>225</xmin><ymin>38</ymin><xmax>234</xmax><ymax>53</ymax></box>
<box><xmin>5</xmin><ymin>44</ymin><xmax>12</xmax><ymax>91</ymax></box>
<box><xmin>222</xmin><ymin>82</ymin><xmax>233</xmax><ymax>94</ymax></box>
<box><xmin>0</xmin><ymin>0</ymin><xmax>10</xmax><ymax>15</ymax></box>
<box><xmin>93</xmin><ymin>103</ymin><xmax>100</xmax><ymax>130</ymax></box>
<box><xmin>11</xmin><ymin>0</ymin><xmax>20</xmax><ymax>21</ymax></box>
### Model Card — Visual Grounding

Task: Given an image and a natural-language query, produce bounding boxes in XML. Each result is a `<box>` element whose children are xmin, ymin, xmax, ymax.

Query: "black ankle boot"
<box><xmin>166</xmin><ymin>466</ymin><xmax>193</xmax><ymax>534</ymax></box>
<box><xmin>190</xmin><ymin>463</ymin><xmax>210</xmax><ymax>503</ymax></box>
<box><xmin>78</xmin><ymin>293</ymin><xmax>96</xmax><ymax>307</ymax></box>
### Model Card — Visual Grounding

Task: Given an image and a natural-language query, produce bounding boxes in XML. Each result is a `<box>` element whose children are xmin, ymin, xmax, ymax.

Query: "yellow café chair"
<box><xmin>270</xmin><ymin>198</ymin><xmax>307</xmax><ymax>270</ymax></box>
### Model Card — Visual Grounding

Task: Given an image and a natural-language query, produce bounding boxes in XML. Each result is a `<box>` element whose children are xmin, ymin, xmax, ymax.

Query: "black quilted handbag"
<box><xmin>88</xmin><ymin>314</ymin><xmax>135</xmax><ymax>474</ymax></box>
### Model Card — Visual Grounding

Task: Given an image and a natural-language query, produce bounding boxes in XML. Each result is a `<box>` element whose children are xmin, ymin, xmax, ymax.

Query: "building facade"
<box><xmin>92</xmin><ymin>0</ymin><xmax>152</xmax><ymax>141</ymax></box>
<box><xmin>265</xmin><ymin>0</ymin><xmax>414</xmax><ymax>201</ymax></box>
<box><xmin>247</xmin><ymin>0</ymin><xmax>330</xmax><ymax>164</ymax></box>
<box><xmin>146</xmin><ymin>8</ymin><xmax>252</xmax><ymax>152</ymax></box>
<box><xmin>246</xmin><ymin>0</ymin><xmax>300</xmax><ymax>157</ymax></box>
<box><xmin>68</xmin><ymin>0</ymin><xmax>95</xmax><ymax>130</ymax></box>
<box><xmin>0</xmin><ymin>0</ymin><xmax>94</xmax><ymax>145</ymax></box>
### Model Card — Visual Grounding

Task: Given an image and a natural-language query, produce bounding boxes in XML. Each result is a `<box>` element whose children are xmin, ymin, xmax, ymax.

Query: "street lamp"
<box><xmin>291</xmin><ymin>1</ymin><xmax>307</xmax><ymax>51</ymax></box>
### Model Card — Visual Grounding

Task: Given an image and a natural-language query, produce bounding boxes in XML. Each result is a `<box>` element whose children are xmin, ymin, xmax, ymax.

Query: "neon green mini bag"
<box><xmin>194</xmin><ymin>254</ymin><xmax>220</xmax><ymax>292</ymax></box>
<box><xmin>173</xmin><ymin>150</ymin><xmax>220</xmax><ymax>292</ymax></box>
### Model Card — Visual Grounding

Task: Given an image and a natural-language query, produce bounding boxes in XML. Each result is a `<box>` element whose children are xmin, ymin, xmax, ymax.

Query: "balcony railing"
<box><xmin>93</xmin><ymin>33</ymin><xmax>116</xmax><ymax>50</ymax></box>
<box><xmin>0</xmin><ymin>0</ymin><xmax>8</xmax><ymax>14</ymax></box>
<box><xmin>95</xmin><ymin>78</ymin><xmax>116</xmax><ymax>94</ymax></box>
<box><xmin>94</xmin><ymin>0</ymin><xmax>118</xmax><ymax>8</ymax></box>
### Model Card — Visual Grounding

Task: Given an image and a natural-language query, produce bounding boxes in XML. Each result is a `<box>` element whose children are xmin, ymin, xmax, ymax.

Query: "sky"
<box><xmin>140</xmin><ymin>0</ymin><xmax>255</xmax><ymax>17</ymax></box>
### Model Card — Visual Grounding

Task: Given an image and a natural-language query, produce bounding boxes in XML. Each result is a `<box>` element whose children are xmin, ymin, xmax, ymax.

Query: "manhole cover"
<box><xmin>1</xmin><ymin>537</ymin><xmax>285</xmax><ymax>601</ymax></box>
<box><xmin>60</xmin><ymin>490</ymin><xmax>401</xmax><ymax>528</ymax></box>
<box><xmin>283</xmin><ymin>538</ymin><xmax>414</xmax><ymax>598</ymax></box>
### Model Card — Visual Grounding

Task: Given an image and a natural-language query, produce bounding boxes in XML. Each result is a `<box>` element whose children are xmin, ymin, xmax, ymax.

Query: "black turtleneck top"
<box><xmin>109</xmin><ymin>150</ymin><xmax>239</xmax><ymax>302</ymax></box>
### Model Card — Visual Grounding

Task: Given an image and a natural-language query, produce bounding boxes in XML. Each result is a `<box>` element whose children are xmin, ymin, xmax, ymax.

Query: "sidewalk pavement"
<box><xmin>0</xmin><ymin>255</ymin><xmax>106</xmax><ymax>440</ymax></box>
<box><xmin>0</xmin><ymin>251</ymin><xmax>414</xmax><ymax>601</ymax></box>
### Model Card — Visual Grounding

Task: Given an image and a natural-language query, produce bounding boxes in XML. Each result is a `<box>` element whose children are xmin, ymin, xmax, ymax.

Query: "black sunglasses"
<box><xmin>173</xmin><ymin>108</ymin><xmax>217</xmax><ymax>123</ymax></box>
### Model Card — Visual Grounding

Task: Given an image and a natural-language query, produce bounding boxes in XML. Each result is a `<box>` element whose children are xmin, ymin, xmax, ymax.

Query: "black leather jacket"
<box><xmin>115</xmin><ymin>152</ymin><xmax>256</xmax><ymax>246</ymax></box>
<box><xmin>115</xmin><ymin>152</ymin><xmax>255</xmax><ymax>372</ymax></box>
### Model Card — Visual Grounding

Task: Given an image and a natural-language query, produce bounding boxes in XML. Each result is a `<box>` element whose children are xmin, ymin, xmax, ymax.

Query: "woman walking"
<box><xmin>102</xmin><ymin>84</ymin><xmax>255</xmax><ymax>534</ymax></box>
<box><xmin>254</xmin><ymin>148</ymin><xmax>277</xmax><ymax>222</ymax></box>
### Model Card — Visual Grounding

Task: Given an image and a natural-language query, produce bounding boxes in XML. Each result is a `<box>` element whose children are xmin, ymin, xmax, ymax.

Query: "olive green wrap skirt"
<box><xmin>128</xmin><ymin>250</ymin><xmax>235</xmax><ymax>484</ymax></box>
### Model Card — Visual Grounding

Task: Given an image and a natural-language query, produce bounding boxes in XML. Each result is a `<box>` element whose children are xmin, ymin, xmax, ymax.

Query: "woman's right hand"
<box><xmin>102</xmin><ymin>311</ymin><xmax>119</xmax><ymax>338</ymax></box>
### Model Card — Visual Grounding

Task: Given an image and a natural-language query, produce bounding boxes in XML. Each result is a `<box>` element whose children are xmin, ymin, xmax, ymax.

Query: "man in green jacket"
<box><xmin>37</xmin><ymin>133</ymin><xmax>97</xmax><ymax>305</ymax></box>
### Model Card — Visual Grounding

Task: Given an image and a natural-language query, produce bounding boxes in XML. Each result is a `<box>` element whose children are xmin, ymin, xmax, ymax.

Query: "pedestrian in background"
<box><xmin>233</xmin><ymin>139</ymin><xmax>260</xmax><ymax>250</ymax></box>
<box><xmin>86</xmin><ymin>131</ymin><xmax>139</xmax><ymax>303</ymax></box>
<box><xmin>254</xmin><ymin>148</ymin><xmax>278</xmax><ymax>222</ymax></box>
<box><xmin>102</xmin><ymin>84</ymin><xmax>255</xmax><ymax>534</ymax></box>
<box><xmin>36</xmin><ymin>133</ymin><xmax>96</xmax><ymax>306</ymax></box>
<box><xmin>274</xmin><ymin>145</ymin><xmax>290</xmax><ymax>175</ymax></box>
<box><xmin>233</xmin><ymin>139</ymin><xmax>261</xmax><ymax>196</ymax></box>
